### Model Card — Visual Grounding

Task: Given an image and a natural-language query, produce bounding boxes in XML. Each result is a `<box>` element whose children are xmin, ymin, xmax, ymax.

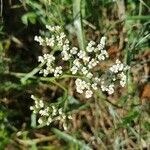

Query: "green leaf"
<box><xmin>122</xmin><ymin>111</ymin><xmax>140</xmax><ymax>125</ymax></box>
<box><xmin>126</xmin><ymin>15</ymin><xmax>150</xmax><ymax>20</ymax></box>
<box><xmin>21</xmin><ymin>12</ymin><xmax>37</xmax><ymax>25</ymax></box>
<box><xmin>68</xmin><ymin>95</ymin><xmax>80</xmax><ymax>105</ymax></box>
<box><xmin>26</xmin><ymin>0</ymin><xmax>42</xmax><ymax>10</ymax></box>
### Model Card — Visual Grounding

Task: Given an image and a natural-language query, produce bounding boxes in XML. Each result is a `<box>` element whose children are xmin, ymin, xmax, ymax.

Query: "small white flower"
<box><xmin>46</xmin><ymin>25</ymin><xmax>54</xmax><ymax>31</ymax></box>
<box><xmin>39</xmin><ymin>109</ymin><xmax>49</xmax><ymax>116</ymax></box>
<box><xmin>38</xmin><ymin>118</ymin><xmax>43</xmax><ymax>124</ymax></box>
<box><xmin>120</xmin><ymin>80</ymin><xmax>126</xmax><ymax>87</ymax></box>
<box><xmin>46</xmin><ymin>65</ymin><xmax>54</xmax><ymax>74</ymax></box>
<box><xmin>112</xmin><ymin>77</ymin><xmax>116</xmax><ymax>81</ymax></box>
<box><xmin>76</xmin><ymin>88</ymin><xmax>83</xmax><ymax>94</ymax></box>
<box><xmin>61</xmin><ymin>44</ymin><xmax>70</xmax><ymax>60</ymax></box>
<box><xmin>85</xmin><ymin>90</ymin><xmax>93</xmax><ymax>98</ymax></box>
<box><xmin>61</xmin><ymin>50</ymin><xmax>71</xmax><ymax>61</ymax></box>
<box><xmin>30</xmin><ymin>106</ymin><xmax>33</xmax><ymax>110</ymax></box>
<box><xmin>60</xmin><ymin>32</ymin><xmax>66</xmax><ymax>39</ymax></box>
<box><xmin>97</xmin><ymin>36</ymin><xmax>106</xmax><ymax>50</ymax></box>
<box><xmin>58</xmin><ymin>108</ymin><xmax>63</xmax><ymax>115</ymax></box>
<box><xmin>86</xmin><ymin>40</ymin><xmax>95</xmax><ymax>52</ymax></box>
<box><xmin>39</xmin><ymin>70</ymin><xmax>43</xmax><ymax>74</ymax></box>
<box><xmin>81</xmin><ymin>67</ymin><xmax>88</xmax><ymax>75</ymax></box>
<box><xmin>39</xmin><ymin>100</ymin><xmax>44</xmax><ymax>108</ymax></box>
<box><xmin>97</xmin><ymin>50</ymin><xmax>108</xmax><ymax>61</ymax></box>
<box><xmin>54</xmin><ymin>66</ymin><xmax>63</xmax><ymax>77</ymax></box>
<box><xmin>100</xmin><ymin>36</ymin><xmax>106</xmax><ymax>46</ymax></box>
<box><xmin>75</xmin><ymin>79</ymin><xmax>86</xmax><ymax>94</ymax></box>
<box><xmin>118</xmin><ymin>63</ymin><xmax>124</xmax><ymax>71</ymax></box>
<box><xmin>119</xmin><ymin>72</ymin><xmax>126</xmax><ymax>87</ymax></box>
<box><xmin>101</xmin><ymin>84</ymin><xmax>107</xmax><ymax>92</ymax></box>
<box><xmin>73</xmin><ymin>59</ymin><xmax>81</xmax><ymax>68</ymax></box>
<box><xmin>64</xmin><ymin>39</ymin><xmax>69</xmax><ymax>44</ymax></box>
<box><xmin>63</xmin><ymin>44</ymin><xmax>70</xmax><ymax>51</ymax></box>
<box><xmin>43</xmin><ymin>69</ymin><xmax>49</xmax><ymax>76</ymax></box>
<box><xmin>70</xmin><ymin>47</ymin><xmax>78</xmax><ymax>55</ymax></box>
<box><xmin>94</xmin><ymin>77</ymin><xmax>101</xmax><ymax>82</ymax></box>
<box><xmin>68</xmin><ymin>115</ymin><xmax>72</xmax><ymax>119</ymax></box>
<box><xmin>88</xmin><ymin>59</ymin><xmax>98</xmax><ymax>69</ymax></box>
<box><xmin>31</xmin><ymin>95</ymin><xmax>35</xmax><ymax>100</ymax></box>
<box><xmin>77</xmin><ymin>50</ymin><xmax>86</xmax><ymax>59</ymax></box>
<box><xmin>97</xmin><ymin>53</ymin><xmax>105</xmax><ymax>61</ymax></box>
<box><xmin>63</xmin><ymin>123</ymin><xmax>68</xmax><ymax>131</ymax></box>
<box><xmin>46</xmin><ymin>25</ymin><xmax>61</xmax><ymax>32</ymax></box>
<box><xmin>55</xmin><ymin>26</ymin><xmax>61</xmax><ymax>31</ymax></box>
<box><xmin>101</xmin><ymin>50</ymin><xmax>109</xmax><ymax>58</ymax></box>
<box><xmin>44</xmin><ymin>54</ymin><xmax>55</xmax><ymax>61</ymax></box>
<box><xmin>92</xmin><ymin>83</ymin><xmax>98</xmax><ymax>90</ymax></box>
<box><xmin>48</xmin><ymin>117</ymin><xmax>52</xmax><ymax>123</ymax></box>
<box><xmin>116</xmin><ymin>59</ymin><xmax>121</xmax><ymax>64</ymax></box>
<box><xmin>47</xmin><ymin>56</ymin><xmax>55</xmax><ymax>64</ymax></box>
<box><xmin>45</xmin><ymin>37</ymin><xmax>55</xmax><ymax>47</ymax></box>
<box><xmin>71</xmin><ymin>66</ymin><xmax>78</xmax><ymax>74</ymax></box>
<box><xmin>86</xmin><ymin>72</ymin><xmax>93</xmax><ymax>79</ymax></box>
<box><xmin>83</xmin><ymin>56</ymin><xmax>90</xmax><ymax>64</ymax></box>
<box><xmin>89</xmin><ymin>40</ymin><xmax>96</xmax><ymax>45</ymax></box>
<box><xmin>38</xmin><ymin>56</ymin><xmax>44</xmax><ymax>63</ymax></box>
<box><xmin>109</xmin><ymin>59</ymin><xmax>124</xmax><ymax>73</ymax></box>
<box><xmin>46</xmin><ymin>117</ymin><xmax>52</xmax><ymax>125</ymax></box>
<box><xmin>52</xmin><ymin>106</ymin><xmax>57</xmax><ymax>116</ymax></box>
<box><xmin>107</xmin><ymin>84</ymin><xmax>114</xmax><ymax>95</ymax></box>
<box><xmin>34</xmin><ymin>36</ymin><xmax>44</xmax><ymax>45</ymax></box>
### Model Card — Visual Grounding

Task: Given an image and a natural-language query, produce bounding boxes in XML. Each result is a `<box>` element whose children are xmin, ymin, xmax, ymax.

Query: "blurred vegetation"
<box><xmin>0</xmin><ymin>0</ymin><xmax>150</xmax><ymax>149</ymax></box>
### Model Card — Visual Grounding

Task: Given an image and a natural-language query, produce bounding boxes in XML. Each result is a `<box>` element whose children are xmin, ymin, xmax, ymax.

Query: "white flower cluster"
<box><xmin>75</xmin><ymin>79</ymin><xmax>92</xmax><ymax>98</ymax></box>
<box><xmin>34</xmin><ymin>25</ymin><xmax>129</xmax><ymax>98</ymax></box>
<box><xmin>32</xmin><ymin>25</ymin><xmax>130</xmax><ymax>128</ymax></box>
<box><xmin>98</xmin><ymin>59</ymin><xmax>129</xmax><ymax>94</ymax></box>
<box><xmin>34</xmin><ymin>25</ymin><xmax>66</xmax><ymax>48</ymax></box>
<box><xmin>30</xmin><ymin>95</ymin><xmax>44</xmax><ymax>116</ymax></box>
<box><xmin>46</xmin><ymin>25</ymin><xmax>61</xmax><ymax>32</ymax></box>
<box><xmin>101</xmin><ymin>82</ymin><xmax>115</xmax><ymax>95</ymax></box>
<box><xmin>109</xmin><ymin>59</ymin><xmax>124</xmax><ymax>73</ymax></box>
<box><xmin>30</xmin><ymin>95</ymin><xmax>72</xmax><ymax>130</ymax></box>
<box><xmin>109</xmin><ymin>59</ymin><xmax>129</xmax><ymax>87</ymax></box>
<box><xmin>38</xmin><ymin>54</ymin><xmax>63</xmax><ymax>77</ymax></box>
<box><xmin>34</xmin><ymin>36</ymin><xmax>44</xmax><ymax>45</ymax></box>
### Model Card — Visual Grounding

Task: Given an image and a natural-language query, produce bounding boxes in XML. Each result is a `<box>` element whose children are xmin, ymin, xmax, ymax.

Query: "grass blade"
<box><xmin>52</xmin><ymin>128</ymin><xmax>92</xmax><ymax>150</ymax></box>
<box><xmin>73</xmin><ymin>0</ymin><xmax>85</xmax><ymax>51</ymax></box>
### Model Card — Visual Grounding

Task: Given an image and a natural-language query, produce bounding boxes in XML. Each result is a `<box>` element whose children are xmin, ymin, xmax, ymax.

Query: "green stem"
<box><xmin>49</xmin><ymin>79</ymin><xmax>68</xmax><ymax>109</ymax></box>
<box><xmin>20</xmin><ymin>62</ymin><xmax>45</xmax><ymax>84</ymax></box>
<box><xmin>7</xmin><ymin>72</ymin><xmax>84</xmax><ymax>81</ymax></box>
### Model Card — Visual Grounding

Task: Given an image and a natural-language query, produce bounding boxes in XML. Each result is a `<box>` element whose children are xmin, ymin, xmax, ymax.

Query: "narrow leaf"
<box><xmin>52</xmin><ymin>128</ymin><xmax>92</xmax><ymax>150</ymax></box>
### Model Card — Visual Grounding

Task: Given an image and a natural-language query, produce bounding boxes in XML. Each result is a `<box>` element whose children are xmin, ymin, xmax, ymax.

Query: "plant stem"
<box><xmin>20</xmin><ymin>62</ymin><xmax>45</xmax><ymax>84</ymax></box>
<box><xmin>7</xmin><ymin>72</ymin><xmax>84</xmax><ymax>81</ymax></box>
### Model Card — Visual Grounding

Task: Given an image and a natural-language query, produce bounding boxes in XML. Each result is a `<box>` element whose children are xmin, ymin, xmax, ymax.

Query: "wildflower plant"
<box><xmin>31</xmin><ymin>25</ymin><xmax>129</xmax><ymax>129</ymax></box>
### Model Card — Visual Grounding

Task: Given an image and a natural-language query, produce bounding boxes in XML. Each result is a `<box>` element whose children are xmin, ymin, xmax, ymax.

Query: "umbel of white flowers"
<box><xmin>34</xmin><ymin>25</ymin><xmax>129</xmax><ymax>98</ymax></box>
<box><xmin>30</xmin><ymin>95</ymin><xmax>72</xmax><ymax>130</ymax></box>
<box><xmin>32</xmin><ymin>25</ymin><xmax>129</xmax><ymax>129</ymax></box>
